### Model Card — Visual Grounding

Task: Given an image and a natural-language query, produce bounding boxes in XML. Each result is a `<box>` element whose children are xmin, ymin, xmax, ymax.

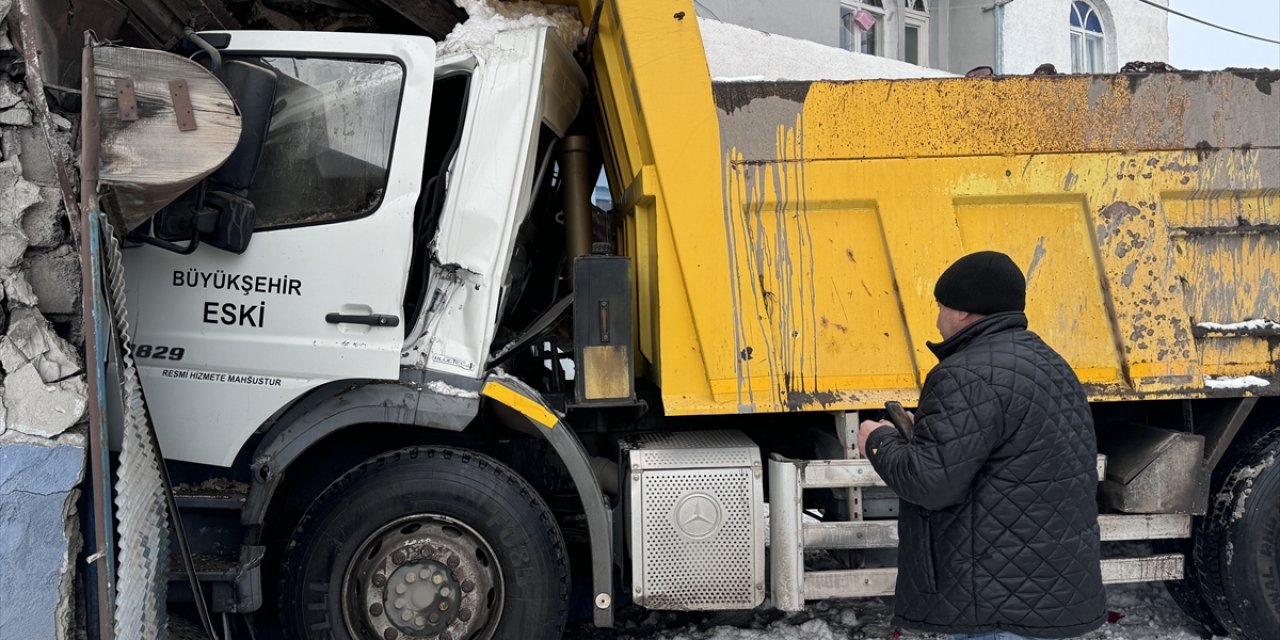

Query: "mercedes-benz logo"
<box><xmin>673</xmin><ymin>493</ymin><xmax>722</xmax><ymax>540</ymax></box>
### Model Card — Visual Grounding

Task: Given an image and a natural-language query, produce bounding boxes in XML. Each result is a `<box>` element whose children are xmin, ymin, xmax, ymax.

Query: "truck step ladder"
<box><xmin>768</xmin><ymin>449</ymin><xmax>1190</xmax><ymax>608</ymax></box>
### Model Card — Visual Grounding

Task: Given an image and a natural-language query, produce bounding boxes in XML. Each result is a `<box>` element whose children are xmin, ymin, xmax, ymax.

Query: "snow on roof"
<box><xmin>699</xmin><ymin>18</ymin><xmax>956</xmax><ymax>82</ymax></box>
<box><xmin>439</xmin><ymin>0</ymin><xmax>586</xmax><ymax>56</ymax></box>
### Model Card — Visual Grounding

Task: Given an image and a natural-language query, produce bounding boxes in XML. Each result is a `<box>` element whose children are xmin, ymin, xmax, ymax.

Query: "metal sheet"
<box><xmin>115</xmin><ymin>78</ymin><xmax>138</xmax><ymax>121</ymax></box>
<box><xmin>169</xmin><ymin>79</ymin><xmax>197</xmax><ymax>131</ymax></box>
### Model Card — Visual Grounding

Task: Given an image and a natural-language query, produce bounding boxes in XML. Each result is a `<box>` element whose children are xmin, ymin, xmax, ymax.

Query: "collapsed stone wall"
<box><xmin>0</xmin><ymin>1</ymin><xmax>90</xmax><ymax>638</ymax></box>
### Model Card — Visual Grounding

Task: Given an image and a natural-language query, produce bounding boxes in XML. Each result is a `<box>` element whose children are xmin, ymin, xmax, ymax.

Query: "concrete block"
<box><xmin>15</xmin><ymin>120</ymin><xmax>74</xmax><ymax>188</ymax></box>
<box><xmin>22</xmin><ymin>187</ymin><xmax>66</xmax><ymax>248</ymax></box>
<box><xmin>24</xmin><ymin>245</ymin><xmax>81</xmax><ymax>316</ymax></box>
<box><xmin>0</xmin><ymin>167</ymin><xmax>42</xmax><ymax>224</ymax></box>
<box><xmin>3</xmin><ymin>363</ymin><xmax>87</xmax><ymax>438</ymax></box>
<box><xmin>1</xmin><ymin>307</ymin><xmax>82</xmax><ymax>381</ymax></box>
<box><xmin>0</xmin><ymin>103</ymin><xmax>32</xmax><ymax>127</ymax></box>
<box><xmin>0</xmin><ymin>80</ymin><xmax>20</xmax><ymax>109</ymax></box>
<box><xmin>3</xmin><ymin>269</ymin><xmax>39</xmax><ymax>307</ymax></box>
<box><xmin>0</xmin><ymin>440</ymin><xmax>86</xmax><ymax>640</ymax></box>
<box><xmin>0</xmin><ymin>225</ymin><xmax>26</xmax><ymax>269</ymax></box>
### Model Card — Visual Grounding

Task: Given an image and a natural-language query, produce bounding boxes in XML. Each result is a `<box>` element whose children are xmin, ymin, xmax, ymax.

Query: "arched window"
<box><xmin>1070</xmin><ymin>1</ymin><xmax>1104</xmax><ymax>73</ymax></box>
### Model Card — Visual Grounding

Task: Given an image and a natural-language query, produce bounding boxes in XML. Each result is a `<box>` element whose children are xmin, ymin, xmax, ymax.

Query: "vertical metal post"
<box><xmin>78</xmin><ymin>31</ymin><xmax>115</xmax><ymax>640</ymax></box>
<box><xmin>561</xmin><ymin>135</ymin><xmax>592</xmax><ymax>284</ymax></box>
<box><xmin>836</xmin><ymin>412</ymin><xmax>863</xmax><ymax>522</ymax></box>
<box><xmin>768</xmin><ymin>456</ymin><xmax>804</xmax><ymax>611</ymax></box>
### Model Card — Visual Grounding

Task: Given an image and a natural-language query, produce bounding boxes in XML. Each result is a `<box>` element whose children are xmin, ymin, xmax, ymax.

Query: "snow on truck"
<box><xmin>69</xmin><ymin>0</ymin><xmax>1277</xmax><ymax>638</ymax></box>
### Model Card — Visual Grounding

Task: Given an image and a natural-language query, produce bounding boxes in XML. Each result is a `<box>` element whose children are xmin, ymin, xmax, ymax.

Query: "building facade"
<box><xmin>693</xmin><ymin>0</ymin><xmax>1170</xmax><ymax>75</ymax></box>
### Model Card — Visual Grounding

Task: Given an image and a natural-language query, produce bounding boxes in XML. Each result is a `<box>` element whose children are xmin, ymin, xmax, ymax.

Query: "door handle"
<box><xmin>325</xmin><ymin>313</ymin><xmax>400</xmax><ymax>327</ymax></box>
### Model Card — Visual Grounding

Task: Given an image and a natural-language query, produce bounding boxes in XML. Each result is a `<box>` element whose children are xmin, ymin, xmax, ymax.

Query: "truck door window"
<box><xmin>242</xmin><ymin>56</ymin><xmax>404</xmax><ymax>230</ymax></box>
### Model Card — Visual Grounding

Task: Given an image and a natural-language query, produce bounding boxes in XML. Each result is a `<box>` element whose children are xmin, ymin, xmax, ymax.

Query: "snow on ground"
<box><xmin>566</xmin><ymin>582</ymin><xmax>1221</xmax><ymax>640</ymax></box>
<box><xmin>699</xmin><ymin>18</ymin><xmax>955</xmax><ymax>82</ymax></box>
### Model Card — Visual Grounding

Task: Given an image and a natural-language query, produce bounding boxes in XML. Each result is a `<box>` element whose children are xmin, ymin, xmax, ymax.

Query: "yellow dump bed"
<box><xmin>577</xmin><ymin>0</ymin><xmax>1280</xmax><ymax>415</ymax></box>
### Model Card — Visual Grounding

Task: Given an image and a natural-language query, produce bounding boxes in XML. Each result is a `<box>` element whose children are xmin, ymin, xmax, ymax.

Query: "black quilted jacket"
<box><xmin>866</xmin><ymin>312</ymin><xmax>1105</xmax><ymax>638</ymax></box>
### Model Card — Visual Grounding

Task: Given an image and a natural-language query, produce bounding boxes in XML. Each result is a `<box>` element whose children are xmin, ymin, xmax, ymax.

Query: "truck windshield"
<box><xmin>239</xmin><ymin>56</ymin><xmax>404</xmax><ymax>229</ymax></box>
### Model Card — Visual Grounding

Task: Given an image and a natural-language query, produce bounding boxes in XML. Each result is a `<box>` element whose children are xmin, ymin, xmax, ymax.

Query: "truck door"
<box><xmin>120</xmin><ymin>33</ymin><xmax>435</xmax><ymax>466</ymax></box>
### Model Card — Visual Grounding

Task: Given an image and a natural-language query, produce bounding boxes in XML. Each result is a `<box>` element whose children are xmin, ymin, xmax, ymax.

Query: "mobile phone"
<box><xmin>885</xmin><ymin>401</ymin><xmax>915</xmax><ymax>441</ymax></box>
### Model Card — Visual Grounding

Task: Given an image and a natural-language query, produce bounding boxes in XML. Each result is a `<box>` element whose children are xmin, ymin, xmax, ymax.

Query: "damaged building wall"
<box><xmin>0</xmin><ymin>0</ymin><xmax>89</xmax><ymax>638</ymax></box>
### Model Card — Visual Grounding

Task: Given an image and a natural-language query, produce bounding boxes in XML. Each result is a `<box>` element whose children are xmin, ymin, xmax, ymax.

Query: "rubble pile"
<box><xmin>0</xmin><ymin>1</ymin><xmax>89</xmax><ymax>638</ymax></box>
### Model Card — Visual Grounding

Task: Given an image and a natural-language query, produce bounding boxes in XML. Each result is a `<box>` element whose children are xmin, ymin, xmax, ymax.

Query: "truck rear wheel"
<box><xmin>280</xmin><ymin>446</ymin><xmax>569</xmax><ymax>640</ymax></box>
<box><xmin>1191</xmin><ymin>421</ymin><xmax>1280</xmax><ymax>639</ymax></box>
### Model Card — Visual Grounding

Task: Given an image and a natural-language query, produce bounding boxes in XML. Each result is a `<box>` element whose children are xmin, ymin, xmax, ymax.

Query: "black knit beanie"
<box><xmin>933</xmin><ymin>251</ymin><xmax>1026</xmax><ymax>315</ymax></box>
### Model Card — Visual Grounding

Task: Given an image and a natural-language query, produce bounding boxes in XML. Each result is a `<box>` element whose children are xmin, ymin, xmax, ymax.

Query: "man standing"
<box><xmin>857</xmin><ymin>251</ymin><xmax>1105</xmax><ymax>639</ymax></box>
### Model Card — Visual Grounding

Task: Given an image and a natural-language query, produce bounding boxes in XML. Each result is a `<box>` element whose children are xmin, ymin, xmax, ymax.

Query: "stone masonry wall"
<box><xmin>0</xmin><ymin>0</ymin><xmax>90</xmax><ymax>638</ymax></box>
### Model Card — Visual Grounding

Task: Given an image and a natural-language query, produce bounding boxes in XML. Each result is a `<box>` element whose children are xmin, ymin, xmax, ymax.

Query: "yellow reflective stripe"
<box><xmin>481</xmin><ymin>381</ymin><xmax>558</xmax><ymax>429</ymax></box>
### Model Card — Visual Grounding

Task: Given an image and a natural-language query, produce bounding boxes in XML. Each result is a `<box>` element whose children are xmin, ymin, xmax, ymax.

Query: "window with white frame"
<box><xmin>1070</xmin><ymin>0</ymin><xmax>1104</xmax><ymax>73</ymax></box>
<box><xmin>841</xmin><ymin>0</ymin><xmax>885</xmax><ymax>56</ymax></box>
<box><xmin>903</xmin><ymin>0</ymin><xmax>929</xmax><ymax>66</ymax></box>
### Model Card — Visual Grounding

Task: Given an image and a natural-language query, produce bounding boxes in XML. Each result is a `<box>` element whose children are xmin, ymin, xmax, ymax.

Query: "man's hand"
<box><xmin>858</xmin><ymin>419</ymin><xmax>893</xmax><ymax>457</ymax></box>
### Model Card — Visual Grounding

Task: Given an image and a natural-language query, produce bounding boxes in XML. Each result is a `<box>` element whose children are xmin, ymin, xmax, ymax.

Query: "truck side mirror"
<box><xmin>205</xmin><ymin>190</ymin><xmax>255</xmax><ymax>254</ymax></box>
<box><xmin>131</xmin><ymin>188</ymin><xmax>254</xmax><ymax>255</ymax></box>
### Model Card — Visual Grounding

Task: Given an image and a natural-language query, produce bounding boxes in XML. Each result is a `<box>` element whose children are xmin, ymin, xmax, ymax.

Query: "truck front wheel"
<box><xmin>280</xmin><ymin>446</ymin><xmax>569</xmax><ymax>640</ymax></box>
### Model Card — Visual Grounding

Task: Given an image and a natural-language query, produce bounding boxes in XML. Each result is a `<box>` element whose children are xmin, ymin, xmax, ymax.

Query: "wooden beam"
<box><xmin>378</xmin><ymin>0</ymin><xmax>467</xmax><ymax>39</ymax></box>
<box><xmin>801</xmin><ymin>555</ymin><xmax>1184</xmax><ymax>599</ymax></box>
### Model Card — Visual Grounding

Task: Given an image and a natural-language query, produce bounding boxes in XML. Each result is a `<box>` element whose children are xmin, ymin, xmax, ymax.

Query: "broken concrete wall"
<box><xmin>0</xmin><ymin>0</ymin><xmax>89</xmax><ymax>638</ymax></box>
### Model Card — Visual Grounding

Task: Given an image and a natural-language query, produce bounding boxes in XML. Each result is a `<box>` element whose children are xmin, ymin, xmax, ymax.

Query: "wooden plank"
<box><xmin>1099</xmin><ymin>514</ymin><xmax>1191</xmax><ymax>541</ymax></box>
<box><xmin>804</xmin><ymin>521</ymin><xmax>898</xmax><ymax>550</ymax></box>
<box><xmin>95</xmin><ymin>45</ymin><xmax>240</xmax><ymax>231</ymax></box>
<box><xmin>1101</xmin><ymin>554</ymin><xmax>1184</xmax><ymax>584</ymax></box>
<box><xmin>379</xmin><ymin>0</ymin><xmax>466</xmax><ymax>39</ymax></box>
<box><xmin>802</xmin><ymin>514</ymin><xmax>1189</xmax><ymax>551</ymax></box>
<box><xmin>803</xmin><ymin>568</ymin><xmax>897</xmax><ymax>600</ymax></box>
<box><xmin>801</xmin><ymin>456</ymin><xmax>1107</xmax><ymax>490</ymax></box>
<box><xmin>801</xmin><ymin>459</ymin><xmax>886</xmax><ymax>489</ymax></box>
<box><xmin>800</xmin><ymin>555</ymin><xmax>1183</xmax><ymax>599</ymax></box>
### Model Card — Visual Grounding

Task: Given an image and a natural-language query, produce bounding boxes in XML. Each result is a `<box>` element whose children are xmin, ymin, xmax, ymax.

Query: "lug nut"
<box><xmin>369</xmin><ymin>603</ymin><xmax>383</xmax><ymax>616</ymax></box>
<box><xmin>447</xmin><ymin>556</ymin><xmax>460</xmax><ymax>569</ymax></box>
<box><xmin>372</xmin><ymin>573</ymin><xmax>387</xmax><ymax>587</ymax></box>
<box><xmin>383</xmin><ymin>629</ymin><xmax>398</xmax><ymax>640</ymax></box>
<box><xmin>406</xmin><ymin>573</ymin><xmax>417</xmax><ymax>584</ymax></box>
<box><xmin>419</xmin><ymin>569</ymin><xmax>430</xmax><ymax>579</ymax></box>
<box><xmin>392</xmin><ymin>550</ymin><xmax>407</xmax><ymax>565</ymax></box>
<box><xmin>439</xmin><ymin>601</ymin><xmax>450</xmax><ymax>611</ymax></box>
<box><xmin>401</xmin><ymin>610</ymin><xmax>413</xmax><ymax>622</ymax></box>
<box><xmin>395</xmin><ymin>584</ymin><xmax>406</xmax><ymax>595</ymax></box>
<box><xmin>460</xmin><ymin>580</ymin><xmax>474</xmax><ymax>593</ymax></box>
<box><xmin>458</xmin><ymin>609</ymin><xmax>472</xmax><ymax>622</ymax></box>
<box><xmin>432</xmin><ymin>574</ymin><xmax>444</xmax><ymax>585</ymax></box>
<box><xmin>440</xmin><ymin>587</ymin><xmax>451</xmax><ymax>597</ymax></box>
<box><xmin>415</xmin><ymin>615</ymin><xmax>426</xmax><ymax>627</ymax></box>
<box><xmin>429</xmin><ymin>613</ymin><xmax>440</xmax><ymax>624</ymax></box>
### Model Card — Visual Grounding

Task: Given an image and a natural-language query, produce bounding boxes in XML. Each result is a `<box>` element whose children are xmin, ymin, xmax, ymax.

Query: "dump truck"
<box><xmin>74</xmin><ymin>0</ymin><xmax>1279</xmax><ymax>638</ymax></box>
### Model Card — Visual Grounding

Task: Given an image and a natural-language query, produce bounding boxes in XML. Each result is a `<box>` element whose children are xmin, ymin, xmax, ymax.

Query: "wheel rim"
<box><xmin>342</xmin><ymin>514</ymin><xmax>504</xmax><ymax>640</ymax></box>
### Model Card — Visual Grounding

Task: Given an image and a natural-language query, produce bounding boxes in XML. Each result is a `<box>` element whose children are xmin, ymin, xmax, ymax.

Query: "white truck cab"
<box><xmin>117</xmin><ymin>28</ymin><xmax>585</xmax><ymax>467</ymax></box>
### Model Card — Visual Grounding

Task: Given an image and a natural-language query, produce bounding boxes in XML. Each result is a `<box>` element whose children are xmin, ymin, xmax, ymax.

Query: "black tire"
<box><xmin>1160</xmin><ymin>537</ymin><xmax>1228</xmax><ymax>636</ymax></box>
<box><xmin>1193</xmin><ymin>423</ymin><xmax>1280</xmax><ymax>639</ymax></box>
<box><xmin>280</xmin><ymin>446</ymin><xmax>569</xmax><ymax>640</ymax></box>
